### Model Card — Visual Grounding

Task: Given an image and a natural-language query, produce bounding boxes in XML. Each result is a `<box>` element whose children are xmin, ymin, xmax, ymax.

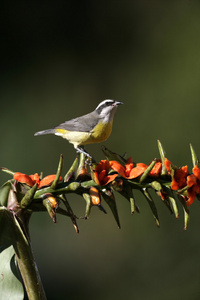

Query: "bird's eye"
<box><xmin>106</xmin><ymin>101</ymin><xmax>113</xmax><ymax>106</ymax></box>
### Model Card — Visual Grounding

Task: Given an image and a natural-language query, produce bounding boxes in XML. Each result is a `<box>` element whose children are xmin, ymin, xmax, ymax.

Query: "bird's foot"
<box><xmin>76</xmin><ymin>147</ymin><xmax>96</xmax><ymax>165</ymax></box>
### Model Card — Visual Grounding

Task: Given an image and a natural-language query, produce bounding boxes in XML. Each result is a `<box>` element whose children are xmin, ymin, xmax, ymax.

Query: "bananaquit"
<box><xmin>34</xmin><ymin>99</ymin><xmax>123</xmax><ymax>158</ymax></box>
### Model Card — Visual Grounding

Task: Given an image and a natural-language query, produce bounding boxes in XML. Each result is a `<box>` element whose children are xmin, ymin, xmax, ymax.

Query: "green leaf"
<box><xmin>114</xmin><ymin>180</ymin><xmax>139</xmax><ymax>214</ymax></box>
<box><xmin>0</xmin><ymin>181</ymin><xmax>12</xmax><ymax>206</ymax></box>
<box><xmin>20</xmin><ymin>183</ymin><xmax>38</xmax><ymax>209</ymax></box>
<box><xmin>51</xmin><ymin>154</ymin><xmax>63</xmax><ymax>189</ymax></box>
<box><xmin>64</xmin><ymin>156</ymin><xmax>79</xmax><ymax>182</ymax></box>
<box><xmin>190</xmin><ymin>144</ymin><xmax>200</xmax><ymax>168</ymax></box>
<box><xmin>42</xmin><ymin>196</ymin><xmax>57</xmax><ymax>223</ymax></box>
<box><xmin>0</xmin><ymin>207</ymin><xmax>46</xmax><ymax>299</ymax></box>
<box><xmin>139</xmin><ymin>160</ymin><xmax>156</xmax><ymax>183</ymax></box>
<box><xmin>183</xmin><ymin>207</ymin><xmax>190</xmax><ymax>230</ymax></box>
<box><xmin>0</xmin><ymin>167</ymin><xmax>16</xmax><ymax>176</ymax></box>
<box><xmin>101</xmin><ymin>146</ymin><xmax>127</xmax><ymax>165</ymax></box>
<box><xmin>82</xmin><ymin>192</ymin><xmax>92</xmax><ymax>218</ymax></box>
<box><xmin>0</xmin><ymin>207</ymin><xmax>14</xmax><ymax>247</ymax></box>
<box><xmin>167</xmin><ymin>189</ymin><xmax>179</xmax><ymax>219</ymax></box>
<box><xmin>59</xmin><ymin>194</ymin><xmax>79</xmax><ymax>234</ymax></box>
<box><xmin>142</xmin><ymin>188</ymin><xmax>160</xmax><ymax>227</ymax></box>
<box><xmin>0</xmin><ymin>245</ymin><xmax>24</xmax><ymax>300</ymax></box>
<box><xmin>177</xmin><ymin>194</ymin><xmax>190</xmax><ymax>229</ymax></box>
<box><xmin>157</xmin><ymin>140</ymin><xmax>168</xmax><ymax>175</ymax></box>
<box><xmin>150</xmin><ymin>181</ymin><xmax>175</xmax><ymax>215</ymax></box>
<box><xmin>0</xmin><ymin>208</ymin><xmax>24</xmax><ymax>299</ymax></box>
<box><xmin>101</xmin><ymin>188</ymin><xmax>121</xmax><ymax>229</ymax></box>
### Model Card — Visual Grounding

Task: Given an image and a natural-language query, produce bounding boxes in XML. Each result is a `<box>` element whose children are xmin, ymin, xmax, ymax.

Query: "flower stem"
<box><xmin>8</xmin><ymin>209</ymin><xmax>47</xmax><ymax>300</ymax></box>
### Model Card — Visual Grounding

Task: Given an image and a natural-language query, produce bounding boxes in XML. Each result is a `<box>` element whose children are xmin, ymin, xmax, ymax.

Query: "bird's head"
<box><xmin>95</xmin><ymin>99</ymin><xmax>123</xmax><ymax>119</ymax></box>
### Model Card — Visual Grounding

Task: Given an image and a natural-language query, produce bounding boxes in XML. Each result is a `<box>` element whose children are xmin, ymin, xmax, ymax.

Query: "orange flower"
<box><xmin>171</xmin><ymin>166</ymin><xmax>189</xmax><ymax>191</ymax></box>
<box><xmin>164</xmin><ymin>158</ymin><xmax>172</xmax><ymax>174</ymax></box>
<box><xmin>192</xmin><ymin>165</ymin><xmax>200</xmax><ymax>180</ymax></box>
<box><xmin>149</xmin><ymin>160</ymin><xmax>162</xmax><ymax>177</ymax></box>
<box><xmin>171</xmin><ymin>165</ymin><xmax>200</xmax><ymax>206</ymax></box>
<box><xmin>185</xmin><ymin>174</ymin><xmax>197</xmax><ymax>206</ymax></box>
<box><xmin>186</xmin><ymin>188</ymin><xmax>196</xmax><ymax>206</ymax></box>
<box><xmin>149</xmin><ymin>158</ymin><xmax>172</xmax><ymax>177</ymax></box>
<box><xmin>110</xmin><ymin>157</ymin><xmax>148</xmax><ymax>179</ymax></box>
<box><xmin>192</xmin><ymin>166</ymin><xmax>200</xmax><ymax>195</ymax></box>
<box><xmin>185</xmin><ymin>165</ymin><xmax>200</xmax><ymax>206</ymax></box>
<box><xmin>187</xmin><ymin>174</ymin><xmax>197</xmax><ymax>188</ymax></box>
<box><xmin>14</xmin><ymin>172</ymin><xmax>62</xmax><ymax>189</ymax></box>
<box><xmin>14</xmin><ymin>172</ymin><xmax>35</xmax><ymax>187</ymax></box>
<box><xmin>29</xmin><ymin>173</ymin><xmax>40</xmax><ymax>183</ymax></box>
<box><xmin>39</xmin><ymin>175</ymin><xmax>62</xmax><ymax>188</ymax></box>
<box><xmin>93</xmin><ymin>160</ymin><xmax>118</xmax><ymax>186</ymax></box>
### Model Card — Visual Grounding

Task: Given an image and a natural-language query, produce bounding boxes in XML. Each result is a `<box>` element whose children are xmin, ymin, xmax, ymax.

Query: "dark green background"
<box><xmin>1</xmin><ymin>1</ymin><xmax>200</xmax><ymax>299</ymax></box>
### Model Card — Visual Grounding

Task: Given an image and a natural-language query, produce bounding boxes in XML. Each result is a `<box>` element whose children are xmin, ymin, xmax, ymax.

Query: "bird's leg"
<box><xmin>76</xmin><ymin>146</ymin><xmax>92</xmax><ymax>158</ymax></box>
<box><xmin>76</xmin><ymin>146</ymin><xmax>95</xmax><ymax>165</ymax></box>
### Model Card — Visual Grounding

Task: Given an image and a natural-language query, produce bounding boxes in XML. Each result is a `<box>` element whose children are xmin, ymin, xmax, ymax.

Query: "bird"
<box><xmin>34</xmin><ymin>99</ymin><xmax>123</xmax><ymax>159</ymax></box>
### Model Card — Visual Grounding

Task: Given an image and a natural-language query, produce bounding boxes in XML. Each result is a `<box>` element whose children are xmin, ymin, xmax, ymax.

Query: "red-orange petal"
<box><xmin>186</xmin><ymin>187</ymin><xmax>196</xmax><ymax>206</ymax></box>
<box><xmin>39</xmin><ymin>175</ymin><xmax>62</xmax><ymax>188</ymax></box>
<box><xmin>110</xmin><ymin>161</ymin><xmax>126</xmax><ymax>177</ymax></box>
<box><xmin>126</xmin><ymin>157</ymin><xmax>133</xmax><ymax>164</ymax></box>
<box><xmin>193</xmin><ymin>165</ymin><xmax>200</xmax><ymax>180</ymax></box>
<box><xmin>95</xmin><ymin>160</ymin><xmax>110</xmax><ymax>174</ymax></box>
<box><xmin>195</xmin><ymin>184</ymin><xmax>200</xmax><ymax>195</ymax></box>
<box><xmin>164</xmin><ymin>158</ymin><xmax>172</xmax><ymax>173</ymax></box>
<box><xmin>171</xmin><ymin>177</ymin><xmax>179</xmax><ymax>190</ymax></box>
<box><xmin>98</xmin><ymin>169</ymin><xmax>107</xmax><ymax>183</ymax></box>
<box><xmin>29</xmin><ymin>173</ymin><xmax>40</xmax><ymax>184</ymax></box>
<box><xmin>101</xmin><ymin>173</ymin><xmax>118</xmax><ymax>185</ymax></box>
<box><xmin>125</xmin><ymin>162</ymin><xmax>134</xmax><ymax>176</ymax></box>
<box><xmin>14</xmin><ymin>172</ymin><xmax>34</xmax><ymax>187</ymax></box>
<box><xmin>136</xmin><ymin>163</ymin><xmax>148</xmax><ymax>169</ymax></box>
<box><xmin>128</xmin><ymin>163</ymin><xmax>147</xmax><ymax>179</ymax></box>
<box><xmin>149</xmin><ymin>161</ymin><xmax>162</xmax><ymax>177</ymax></box>
<box><xmin>92</xmin><ymin>171</ymin><xmax>101</xmax><ymax>185</ymax></box>
<box><xmin>173</xmin><ymin>166</ymin><xmax>188</xmax><ymax>189</ymax></box>
<box><xmin>187</xmin><ymin>174</ymin><xmax>196</xmax><ymax>188</ymax></box>
<box><xmin>125</xmin><ymin>157</ymin><xmax>134</xmax><ymax>175</ymax></box>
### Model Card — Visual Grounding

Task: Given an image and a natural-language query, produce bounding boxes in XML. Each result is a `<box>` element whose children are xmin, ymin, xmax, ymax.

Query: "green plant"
<box><xmin>0</xmin><ymin>141</ymin><xmax>199</xmax><ymax>299</ymax></box>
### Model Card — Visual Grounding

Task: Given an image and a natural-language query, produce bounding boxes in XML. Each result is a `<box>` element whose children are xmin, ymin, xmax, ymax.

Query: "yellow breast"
<box><xmin>55</xmin><ymin>121</ymin><xmax>113</xmax><ymax>147</ymax></box>
<box><xmin>90</xmin><ymin>120</ymin><xmax>113</xmax><ymax>143</ymax></box>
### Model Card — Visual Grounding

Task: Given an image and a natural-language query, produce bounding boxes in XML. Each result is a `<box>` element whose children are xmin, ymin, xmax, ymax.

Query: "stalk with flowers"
<box><xmin>0</xmin><ymin>140</ymin><xmax>200</xmax><ymax>299</ymax></box>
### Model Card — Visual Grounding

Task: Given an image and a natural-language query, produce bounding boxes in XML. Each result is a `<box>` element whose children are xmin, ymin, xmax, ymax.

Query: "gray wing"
<box><xmin>55</xmin><ymin>111</ymin><xmax>99</xmax><ymax>132</ymax></box>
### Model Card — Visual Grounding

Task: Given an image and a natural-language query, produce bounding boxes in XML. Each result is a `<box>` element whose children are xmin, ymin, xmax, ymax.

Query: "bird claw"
<box><xmin>76</xmin><ymin>147</ymin><xmax>95</xmax><ymax>165</ymax></box>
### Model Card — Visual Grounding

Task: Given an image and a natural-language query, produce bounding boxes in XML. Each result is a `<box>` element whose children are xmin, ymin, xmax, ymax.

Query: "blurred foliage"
<box><xmin>1</xmin><ymin>1</ymin><xmax>200</xmax><ymax>299</ymax></box>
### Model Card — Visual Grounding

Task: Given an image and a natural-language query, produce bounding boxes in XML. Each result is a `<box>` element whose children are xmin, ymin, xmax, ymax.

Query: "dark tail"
<box><xmin>34</xmin><ymin>129</ymin><xmax>55</xmax><ymax>136</ymax></box>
